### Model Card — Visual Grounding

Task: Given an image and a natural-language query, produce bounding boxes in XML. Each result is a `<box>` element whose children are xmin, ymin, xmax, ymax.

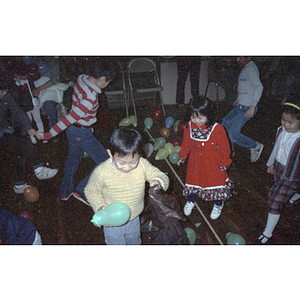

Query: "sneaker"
<box><xmin>13</xmin><ymin>184</ymin><xmax>34</xmax><ymax>194</ymax></box>
<box><xmin>61</xmin><ymin>193</ymin><xmax>72</xmax><ymax>201</ymax></box>
<box><xmin>35</xmin><ymin>167</ymin><xmax>58</xmax><ymax>180</ymax></box>
<box><xmin>29</xmin><ymin>135</ymin><xmax>37</xmax><ymax>144</ymax></box>
<box><xmin>286</xmin><ymin>193</ymin><xmax>300</xmax><ymax>207</ymax></box>
<box><xmin>72</xmin><ymin>191</ymin><xmax>90</xmax><ymax>206</ymax></box>
<box><xmin>250</xmin><ymin>143</ymin><xmax>264</xmax><ymax>163</ymax></box>
<box><xmin>210</xmin><ymin>201</ymin><xmax>224</xmax><ymax>220</ymax></box>
<box><xmin>255</xmin><ymin>234</ymin><xmax>271</xmax><ymax>245</ymax></box>
<box><xmin>184</xmin><ymin>201</ymin><xmax>195</xmax><ymax>216</ymax></box>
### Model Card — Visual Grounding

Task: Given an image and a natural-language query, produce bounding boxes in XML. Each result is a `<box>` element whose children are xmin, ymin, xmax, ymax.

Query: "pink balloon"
<box><xmin>19</xmin><ymin>210</ymin><xmax>31</xmax><ymax>220</ymax></box>
<box><xmin>144</xmin><ymin>143</ymin><xmax>154</xmax><ymax>158</ymax></box>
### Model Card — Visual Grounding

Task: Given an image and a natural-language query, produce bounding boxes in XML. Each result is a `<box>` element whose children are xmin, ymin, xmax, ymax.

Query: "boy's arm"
<box><xmin>85</xmin><ymin>167</ymin><xmax>107</xmax><ymax>213</ymax></box>
<box><xmin>142</xmin><ymin>158</ymin><xmax>169</xmax><ymax>191</ymax></box>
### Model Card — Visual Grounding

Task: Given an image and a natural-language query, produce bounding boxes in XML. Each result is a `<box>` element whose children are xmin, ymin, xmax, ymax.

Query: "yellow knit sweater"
<box><xmin>85</xmin><ymin>158</ymin><xmax>169</xmax><ymax>220</ymax></box>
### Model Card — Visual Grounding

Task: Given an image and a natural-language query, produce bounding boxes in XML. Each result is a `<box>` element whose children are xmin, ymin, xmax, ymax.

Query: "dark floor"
<box><xmin>1</xmin><ymin>94</ymin><xmax>300</xmax><ymax>245</ymax></box>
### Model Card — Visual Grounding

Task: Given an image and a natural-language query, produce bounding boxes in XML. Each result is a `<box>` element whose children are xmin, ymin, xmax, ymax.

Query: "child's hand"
<box><xmin>177</xmin><ymin>158</ymin><xmax>185</xmax><ymax>166</ymax></box>
<box><xmin>28</xmin><ymin>129</ymin><xmax>36</xmax><ymax>136</ymax></box>
<box><xmin>35</xmin><ymin>130</ymin><xmax>45</xmax><ymax>140</ymax></box>
<box><xmin>267</xmin><ymin>165</ymin><xmax>273</xmax><ymax>174</ymax></box>
<box><xmin>150</xmin><ymin>180</ymin><xmax>160</xmax><ymax>187</ymax></box>
<box><xmin>32</xmin><ymin>88</ymin><xmax>41</xmax><ymax>97</ymax></box>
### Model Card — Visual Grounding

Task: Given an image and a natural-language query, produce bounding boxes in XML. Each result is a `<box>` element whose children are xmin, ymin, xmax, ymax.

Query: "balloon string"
<box><xmin>144</xmin><ymin>127</ymin><xmax>224</xmax><ymax>245</ymax></box>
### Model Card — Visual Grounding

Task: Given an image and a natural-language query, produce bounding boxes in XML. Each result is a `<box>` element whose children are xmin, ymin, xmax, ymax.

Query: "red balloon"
<box><xmin>151</xmin><ymin>108</ymin><xmax>164</xmax><ymax>121</ymax></box>
<box><xmin>177</xmin><ymin>120</ymin><xmax>186</xmax><ymax>134</ymax></box>
<box><xmin>23</xmin><ymin>187</ymin><xmax>39</xmax><ymax>203</ymax></box>
<box><xmin>171</xmin><ymin>138</ymin><xmax>181</xmax><ymax>147</ymax></box>
<box><xmin>160</xmin><ymin>127</ymin><xmax>170</xmax><ymax>138</ymax></box>
<box><xmin>28</xmin><ymin>63</ymin><xmax>38</xmax><ymax>75</ymax></box>
<box><xmin>19</xmin><ymin>210</ymin><xmax>31</xmax><ymax>219</ymax></box>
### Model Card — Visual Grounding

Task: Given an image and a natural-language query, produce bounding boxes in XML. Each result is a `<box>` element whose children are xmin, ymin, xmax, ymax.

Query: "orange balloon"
<box><xmin>160</xmin><ymin>127</ymin><xmax>170</xmax><ymax>138</ymax></box>
<box><xmin>23</xmin><ymin>187</ymin><xmax>40</xmax><ymax>203</ymax></box>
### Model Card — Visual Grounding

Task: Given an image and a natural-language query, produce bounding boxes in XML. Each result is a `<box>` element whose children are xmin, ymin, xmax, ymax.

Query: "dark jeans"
<box><xmin>0</xmin><ymin>133</ymin><xmax>43</xmax><ymax>184</ymax></box>
<box><xmin>176</xmin><ymin>57</ymin><xmax>201</xmax><ymax>105</ymax></box>
<box><xmin>42</xmin><ymin>101</ymin><xmax>57</xmax><ymax>129</ymax></box>
<box><xmin>60</xmin><ymin>125</ymin><xmax>109</xmax><ymax>197</ymax></box>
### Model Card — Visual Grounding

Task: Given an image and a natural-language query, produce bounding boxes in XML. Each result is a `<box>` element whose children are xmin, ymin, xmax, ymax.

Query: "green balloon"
<box><xmin>164</xmin><ymin>142</ymin><xmax>174</xmax><ymax>154</ymax></box>
<box><xmin>91</xmin><ymin>202</ymin><xmax>131</xmax><ymax>227</ymax></box>
<box><xmin>155</xmin><ymin>148</ymin><xmax>168</xmax><ymax>160</ymax></box>
<box><xmin>153</xmin><ymin>137</ymin><xmax>166</xmax><ymax>151</ymax></box>
<box><xmin>184</xmin><ymin>228</ymin><xmax>196</xmax><ymax>245</ymax></box>
<box><xmin>174</xmin><ymin>120</ymin><xmax>181</xmax><ymax>133</ymax></box>
<box><xmin>144</xmin><ymin>117</ymin><xmax>153</xmax><ymax>129</ymax></box>
<box><xmin>169</xmin><ymin>152</ymin><xmax>179</xmax><ymax>164</ymax></box>
<box><xmin>226</xmin><ymin>232</ymin><xmax>246</xmax><ymax>245</ymax></box>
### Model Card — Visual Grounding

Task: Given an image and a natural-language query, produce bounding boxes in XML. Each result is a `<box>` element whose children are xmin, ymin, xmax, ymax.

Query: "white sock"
<box><xmin>263</xmin><ymin>213</ymin><xmax>280</xmax><ymax>238</ymax></box>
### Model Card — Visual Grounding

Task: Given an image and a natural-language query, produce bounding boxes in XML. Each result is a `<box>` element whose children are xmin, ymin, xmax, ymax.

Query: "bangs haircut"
<box><xmin>110</xmin><ymin>128</ymin><xmax>143</xmax><ymax>157</ymax></box>
<box><xmin>184</xmin><ymin>95</ymin><xmax>216</xmax><ymax>127</ymax></box>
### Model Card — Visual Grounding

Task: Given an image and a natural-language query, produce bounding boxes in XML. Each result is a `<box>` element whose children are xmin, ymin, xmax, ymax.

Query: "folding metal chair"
<box><xmin>105</xmin><ymin>61</ymin><xmax>129</xmax><ymax>117</ymax></box>
<box><xmin>127</xmin><ymin>57</ymin><xmax>165</xmax><ymax>118</ymax></box>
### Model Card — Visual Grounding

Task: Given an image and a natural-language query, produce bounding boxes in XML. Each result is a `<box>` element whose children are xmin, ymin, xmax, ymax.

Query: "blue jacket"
<box><xmin>0</xmin><ymin>209</ymin><xmax>36</xmax><ymax>245</ymax></box>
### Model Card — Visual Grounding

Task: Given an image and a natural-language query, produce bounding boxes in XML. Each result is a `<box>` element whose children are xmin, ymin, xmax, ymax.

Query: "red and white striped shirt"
<box><xmin>44</xmin><ymin>75</ymin><xmax>101</xmax><ymax>140</ymax></box>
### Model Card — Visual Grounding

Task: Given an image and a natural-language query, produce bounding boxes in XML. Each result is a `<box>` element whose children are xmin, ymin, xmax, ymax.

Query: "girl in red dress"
<box><xmin>177</xmin><ymin>96</ymin><xmax>234</xmax><ymax>219</ymax></box>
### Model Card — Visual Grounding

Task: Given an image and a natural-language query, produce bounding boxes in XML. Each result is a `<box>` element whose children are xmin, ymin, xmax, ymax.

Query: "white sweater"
<box><xmin>237</xmin><ymin>61</ymin><xmax>263</xmax><ymax>107</ymax></box>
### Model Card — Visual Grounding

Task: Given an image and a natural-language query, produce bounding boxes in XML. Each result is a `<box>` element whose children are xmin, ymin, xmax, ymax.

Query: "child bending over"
<box><xmin>85</xmin><ymin>128</ymin><xmax>169</xmax><ymax>245</ymax></box>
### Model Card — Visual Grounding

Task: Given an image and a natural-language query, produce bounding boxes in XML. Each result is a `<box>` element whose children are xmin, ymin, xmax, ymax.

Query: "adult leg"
<box><xmin>189</xmin><ymin>58</ymin><xmax>201</xmax><ymax>98</ymax></box>
<box><xmin>222</xmin><ymin>105</ymin><xmax>257</xmax><ymax>149</ymax></box>
<box><xmin>42</xmin><ymin>100</ymin><xmax>57</xmax><ymax>129</ymax></box>
<box><xmin>176</xmin><ymin>58</ymin><xmax>190</xmax><ymax>105</ymax></box>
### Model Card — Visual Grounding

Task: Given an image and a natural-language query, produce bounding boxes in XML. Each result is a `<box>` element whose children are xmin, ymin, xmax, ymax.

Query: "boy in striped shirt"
<box><xmin>36</xmin><ymin>59</ymin><xmax>115</xmax><ymax>204</ymax></box>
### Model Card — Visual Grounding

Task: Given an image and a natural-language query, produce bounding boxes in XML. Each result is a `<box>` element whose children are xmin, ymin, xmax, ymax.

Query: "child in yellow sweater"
<box><xmin>85</xmin><ymin>128</ymin><xmax>169</xmax><ymax>245</ymax></box>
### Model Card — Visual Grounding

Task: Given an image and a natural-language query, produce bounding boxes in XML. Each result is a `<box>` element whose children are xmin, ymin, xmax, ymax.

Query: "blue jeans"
<box><xmin>60</xmin><ymin>125</ymin><xmax>109</xmax><ymax>197</ymax></box>
<box><xmin>42</xmin><ymin>101</ymin><xmax>57</xmax><ymax>129</ymax></box>
<box><xmin>222</xmin><ymin>104</ymin><xmax>258</xmax><ymax>150</ymax></box>
<box><xmin>103</xmin><ymin>217</ymin><xmax>141</xmax><ymax>245</ymax></box>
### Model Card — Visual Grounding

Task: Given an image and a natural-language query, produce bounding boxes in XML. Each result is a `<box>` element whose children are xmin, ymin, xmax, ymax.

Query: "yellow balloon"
<box><xmin>164</xmin><ymin>143</ymin><xmax>174</xmax><ymax>154</ymax></box>
<box><xmin>119</xmin><ymin>117</ymin><xmax>131</xmax><ymax>126</ymax></box>
<box><xmin>129</xmin><ymin>115</ymin><xmax>137</xmax><ymax>127</ymax></box>
<box><xmin>155</xmin><ymin>148</ymin><xmax>168</xmax><ymax>160</ymax></box>
<box><xmin>173</xmin><ymin>146</ymin><xmax>182</xmax><ymax>153</ymax></box>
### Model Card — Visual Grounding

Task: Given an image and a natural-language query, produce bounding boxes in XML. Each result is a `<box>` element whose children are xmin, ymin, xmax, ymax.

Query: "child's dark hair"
<box><xmin>14</xmin><ymin>61</ymin><xmax>29</xmax><ymax>76</ymax></box>
<box><xmin>110</xmin><ymin>128</ymin><xmax>143</xmax><ymax>157</ymax></box>
<box><xmin>184</xmin><ymin>95</ymin><xmax>216</xmax><ymax>127</ymax></box>
<box><xmin>282</xmin><ymin>96</ymin><xmax>300</xmax><ymax>120</ymax></box>
<box><xmin>91</xmin><ymin>59</ymin><xmax>116</xmax><ymax>81</ymax></box>
<box><xmin>0</xmin><ymin>74</ymin><xmax>10</xmax><ymax>91</ymax></box>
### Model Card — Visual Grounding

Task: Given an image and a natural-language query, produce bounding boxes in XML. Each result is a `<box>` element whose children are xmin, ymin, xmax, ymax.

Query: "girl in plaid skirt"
<box><xmin>257</xmin><ymin>98</ymin><xmax>300</xmax><ymax>244</ymax></box>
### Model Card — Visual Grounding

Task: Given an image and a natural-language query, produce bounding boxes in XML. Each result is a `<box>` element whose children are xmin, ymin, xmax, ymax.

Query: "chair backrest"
<box><xmin>105</xmin><ymin>60</ymin><xmax>126</xmax><ymax>92</ymax></box>
<box><xmin>127</xmin><ymin>58</ymin><xmax>161</xmax><ymax>86</ymax></box>
<box><xmin>127</xmin><ymin>58</ymin><xmax>157</xmax><ymax>73</ymax></box>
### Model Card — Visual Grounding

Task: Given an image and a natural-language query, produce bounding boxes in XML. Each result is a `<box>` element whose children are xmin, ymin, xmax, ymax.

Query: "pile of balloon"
<box><xmin>143</xmin><ymin>108</ymin><xmax>185</xmax><ymax>164</ymax></box>
<box><xmin>118</xmin><ymin>115</ymin><xmax>138</xmax><ymax>127</ymax></box>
